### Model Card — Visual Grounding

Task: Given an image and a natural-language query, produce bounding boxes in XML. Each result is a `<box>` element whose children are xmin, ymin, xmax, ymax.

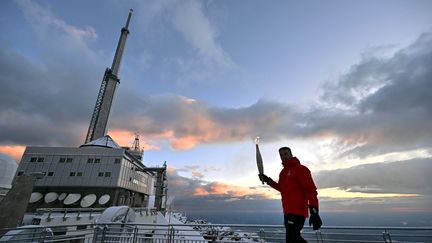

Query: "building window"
<box><xmin>94</xmin><ymin>158</ymin><xmax>101</xmax><ymax>163</ymax></box>
<box><xmin>98</xmin><ymin>172</ymin><xmax>104</xmax><ymax>177</ymax></box>
<box><xmin>30</xmin><ymin>157</ymin><xmax>37</xmax><ymax>162</ymax></box>
<box><xmin>70</xmin><ymin>172</ymin><xmax>76</xmax><ymax>177</ymax></box>
<box><xmin>47</xmin><ymin>172</ymin><xmax>54</xmax><ymax>176</ymax></box>
<box><xmin>115</xmin><ymin>158</ymin><xmax>121</xmax><ymax>164</ymax></box>
<box><xmin>17</xmin><ymin>171</ymin><xmax>24</xmax><ymax>176</ymax></box>
<box><xmin>59</xmin><ymin>158</ymin><xmax>66</xmax><ymax>163</ymax></box>
<box><xmin>87</xmin><ymin>158</ymin><xmax>93</xmax><ymax>163</ymax></box>
<box><xmin>37</xmin><ymin>157</ymin><xmax>44</xmax><ymax>162</ymax></box>
<box><xmin>105</xmin><ymin>172</ymin><xmax>111</xmax><ymax>177</ymax></box>
<box><xmin>77</xmin><ymin>172</ymin><xmax>83</xmax><ymax>177</ymax></box>
<box><xmin>66</xmin><ymin>158</ymin><xmax>73</xmax><ymax>163</ymax></box>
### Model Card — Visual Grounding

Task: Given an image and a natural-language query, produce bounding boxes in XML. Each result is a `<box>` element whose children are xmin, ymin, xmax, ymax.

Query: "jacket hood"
<box><xmin>282</xmin><ymin>157</ymin><xmax>300</xmax><ymax>167</ymax></box>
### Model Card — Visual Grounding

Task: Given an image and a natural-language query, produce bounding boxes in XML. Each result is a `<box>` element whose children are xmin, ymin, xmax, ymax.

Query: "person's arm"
<box><xmin>258</xmin><ymin>174</ymin><xmax>280</xmax><ymax>191</ymax></box>
<box><xmin>299</xmin><ymin>166</ymin><xmax>318</xmax><ymax>207</ymax></box>
<box><xmin>267</xmin><ymin>177</ymin><xmax>280</xmax><ymax>191</ymax></box>
<box><xmin>299</xmin><ymin>166</ymin><xmax>322</xmax><ymax>230</ymax></box>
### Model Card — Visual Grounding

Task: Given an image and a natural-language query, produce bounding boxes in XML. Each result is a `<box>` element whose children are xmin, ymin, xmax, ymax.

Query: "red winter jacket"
<box><xmin>268</xmin><ymin>157</ymin><xmax>318</xmax><ymax>217</ymax></box>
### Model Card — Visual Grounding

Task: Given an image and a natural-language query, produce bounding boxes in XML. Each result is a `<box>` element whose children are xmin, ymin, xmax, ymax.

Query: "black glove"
<box><xmin>309</xmin><ymin>206</ymin><xmax>322</xmax><ymax>230</ymax></box>
<box><xmin>258</xmin><ymin>174</ymin><xmax>270</xmax><ymax>184</ymax></box>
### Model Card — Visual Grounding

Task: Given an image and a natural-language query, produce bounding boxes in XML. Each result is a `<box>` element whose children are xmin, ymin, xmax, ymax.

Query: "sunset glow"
<box><xmin>318</xmin><ymin>187</ymin><xmax>419</xmax><ymax>199</ymax></box>
<box><xmin>0</xmin><ymin>145</ymin><xmax>25</xmax><ymax>162</ymax></box>
<box><xmin>1</xmin><ymin>0</ymin><xmax>431</xmax><ymax>220</ymax></box>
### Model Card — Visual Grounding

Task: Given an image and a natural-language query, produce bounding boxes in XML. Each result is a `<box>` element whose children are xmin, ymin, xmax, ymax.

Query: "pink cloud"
<box><xmin>108</xmin><ymin>129</ymin><xmax>160</xmax><ymax>151</ymax></box>
<box><xmin>0</xmin><ymin>145</ymin><xmax>25</xmax><ymax>162</ymax></box>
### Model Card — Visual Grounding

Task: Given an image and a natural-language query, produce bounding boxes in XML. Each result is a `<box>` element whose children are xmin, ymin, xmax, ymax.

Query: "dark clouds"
<box><xmin>2</xmin><ymin>0</ymin><xmax>431</xmax><ymax>162</ymax></box>
<box><xmin>312</xmin><ymin>31</ymin><xmax>432</xmax><ymax>157</ymax></box>
<box><xmin>111</xmin><ymin>96</ymin><xmax>297</xmax><ymax>148</ymax></box>
<box><xmin>314</xmin><ymin>158</ymin><xmax>432</xmax><ymax>196</ymax></box>
<box><xmin>0</xmin><ymin>1</ymin><xmax>107</xmax><ymax>146</ymax></box>
<box><xmin>112</xmin><ymin>29</ymin><xmax>432</xmax><ymax>157</ymax></box>
<box><xmin>0</xmin><ymin>47</ymin><xmax>95</xmax><ymax>146</ymax></box>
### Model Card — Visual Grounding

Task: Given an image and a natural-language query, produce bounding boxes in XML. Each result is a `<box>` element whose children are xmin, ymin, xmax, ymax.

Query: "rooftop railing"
<box><xmin>1</xmin><ymin>223</ymin><xmax>431</xmax><ymax>242</ymax></box>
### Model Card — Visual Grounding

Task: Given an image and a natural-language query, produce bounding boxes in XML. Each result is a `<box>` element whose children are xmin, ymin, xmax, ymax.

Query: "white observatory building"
<box><xmin>13</xmin><ymin>10</ymin><xmax>167</xmax><ymax>212</ymax></box>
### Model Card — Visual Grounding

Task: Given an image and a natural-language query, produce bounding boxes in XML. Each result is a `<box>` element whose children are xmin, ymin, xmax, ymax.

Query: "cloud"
<box><xmin>133</xmin><ymin>0</ymin><xmax>236</xmax><ymax>83</ymax></box>
<box><xmin>111</xmin><ymin>95</ymin><xmax>296</xmax><ymax>149</ymax></box>
<box><xmin>309</xmin><ymin>30</ymin><xmax>432</xmax><ymax>158</ymax></box>
<box><xmin>314</xmin><ymin>158</ymin><xmax>432</xmax><ymax>196</ymax></box>
<box><xmin>2</xmin><ymin>1</ymin><xmax>432</xmax><ymax>167</ymax></box>
<box><xmin>108</xmin><ymin>129</ymin><xmax>160</xmax><ymax>151</ymax></box>
<box><xmin>110</xmin><ymin>29</ymin><xmax>432</xmax><ymax>156</ymax></box>
<box><xmin>166</xmin><ymin>166</ymin><xmax>279</xmax><ymax>212</ymax></box>
<box><xmin>16</xmin><ymin>0</ymin><xmax>97</xmax><ymax>41</ymax></box>
<box><xmin>0</xmin><ymin>145</ymin><xmax>25</xmax><ymax>162</ymax></box>
<box><xmin>0</xmin><ymin>1</ymin><xmax>105</xmax><ymax>148</ymax></box>
<box><xmin>3</xmin><ymin>24</ymin><xmax>432</xmax><ymax>157</ymax></box>
<box><xmin>171</xmin><ymin>0</ymin><xmax>236</xmax><ymax>74</ymax></box>
<box><xmin>168</xmin><ymin>163</ymin><xmax>432</xmax><ymax>213</ymax></box>
<box><xmin>172</xmin><ymin>1</ymin><xmax>229</xmax><ymax>65</ymax></box>
<box><xmin>320</xmin><ymin>196</ymin><xmax>432</xmax><ymax>214</ymax></box>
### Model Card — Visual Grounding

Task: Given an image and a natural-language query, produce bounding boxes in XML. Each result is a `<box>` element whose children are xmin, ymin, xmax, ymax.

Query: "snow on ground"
<box><xmin>169</xmin><ymin>212</ymin><xmax>266</xmax><ymax>242</ymax></box>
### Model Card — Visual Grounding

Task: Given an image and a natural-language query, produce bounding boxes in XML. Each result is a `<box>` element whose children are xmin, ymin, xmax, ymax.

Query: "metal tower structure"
<box><xmin>132</xmin><ymin>133</ymin><xmax>141</xmax><ymax>151</ymax></box>
<box><xmin>85</xmin><ymin>9</ymin><xmax>133</xmax><ymax>143</ymax></box>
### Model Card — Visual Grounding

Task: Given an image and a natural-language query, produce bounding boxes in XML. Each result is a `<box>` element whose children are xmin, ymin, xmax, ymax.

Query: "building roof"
<box><xmin>80</xmin><ymin>135</ymin><xmax>121</xmax><ymax>149</ymax></box>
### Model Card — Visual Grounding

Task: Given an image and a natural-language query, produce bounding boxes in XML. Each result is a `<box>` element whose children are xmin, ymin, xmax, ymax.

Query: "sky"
<box><xmin>1</xmin><ymin>0</ymin><xmax>432</xmax><ymax>220</ymax></box>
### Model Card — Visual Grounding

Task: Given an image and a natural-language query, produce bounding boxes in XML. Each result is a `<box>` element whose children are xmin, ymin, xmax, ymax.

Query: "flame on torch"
<box><xmin>254</xmin><ymin>136</ymin><xmax>260</xmax><ymax>145</ymax></box>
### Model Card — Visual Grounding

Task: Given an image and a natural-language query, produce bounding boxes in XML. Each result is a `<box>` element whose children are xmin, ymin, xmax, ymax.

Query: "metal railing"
<box><xmin>1</xmin><ymin>223</ymin><xmax>431</xmax><ymax>242</ymax></box>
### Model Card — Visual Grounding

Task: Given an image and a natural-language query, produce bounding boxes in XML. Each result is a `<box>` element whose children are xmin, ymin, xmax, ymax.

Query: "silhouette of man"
<box><xmin>259</xmin><ymin>147</ymin><xmax>322</xmax><ymax>243</ymax></box>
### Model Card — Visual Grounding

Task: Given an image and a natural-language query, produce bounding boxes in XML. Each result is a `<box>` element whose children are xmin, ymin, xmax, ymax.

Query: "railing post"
<box><xmin>382</xmin><ymin>229</ymin><xmax>392</xmax><ymax>243</ymax></box>
<box><xmin>168</xmin><ymin>225</ymin><xmax>174</xmax><ymax>243</ymax></box>
<box><xmin>259</xmin><ymin>228</ymin><xmax>265</xmax><ymax>241</ymax></box>
<box><xmin>315</xmin><ymin>230</ymin><xmax>324</xmax><ymax>243</ymax></box>
<box><xmin>38</xmin><ymin>227</ymin><xmax>46</xmax><ymax>243</ymax></box>
<box><xmin>132</xmin><ymin>225</ymin><xmax>138</xmax><ymax>243</ymax></box>
<box><xmin>92</xmin><ymin>226</ymin><xmax>99</xmax><ymax>243</ymax></box>
<box><xmin>101</xmin><ymin>225</ymin><xmax>107</xmax><ymax>243</ymax></box>
<box><xmin>213</xmin><ymin>228</ymin><xmax>219</xmax><ymax>243</ymax></box>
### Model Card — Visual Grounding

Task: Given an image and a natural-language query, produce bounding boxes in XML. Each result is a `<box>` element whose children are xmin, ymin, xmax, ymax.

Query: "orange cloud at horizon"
<box><xmin>318</xmin><ymin>187</ymin><xmax>419</xmax><ymax>199</ymax></box>
<box><xmin>190</xmin><ymin>180</ymin><xmax>277</xmax><ymax>199</ymax></box>
<box><xmin>193</xmin><ymin>187</ymin><xmax>210</xmax><ymax>196</ymax></box>
<box><xmin>0</xmin><ymin>145</ymin><xmax>26</xmax><ymax>162</ymax></box>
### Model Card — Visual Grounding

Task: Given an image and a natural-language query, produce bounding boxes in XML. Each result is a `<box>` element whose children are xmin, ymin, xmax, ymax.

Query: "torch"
<box><xmin>255</xmin><ymin>136</ymin><xmax>264</xmax><ymax>184</ymax></box>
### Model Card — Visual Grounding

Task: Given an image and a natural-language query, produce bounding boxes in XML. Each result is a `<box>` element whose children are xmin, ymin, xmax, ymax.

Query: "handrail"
<box><xmin>1</xmin><ymin>223</ymin><xmax>431</xmax><ymax>242</ymax></box>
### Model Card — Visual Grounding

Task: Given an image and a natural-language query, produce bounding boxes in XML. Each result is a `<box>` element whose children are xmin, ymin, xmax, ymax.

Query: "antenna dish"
<box><xmin>63</xmin><ymin>193</ymin><xmax>81</xmax><ymax>205</ymax></box>
<box><xmin>80</xmin><ymin>194</ymin><xmax>97</xmax><ymax>208</ymax></box>
<box><xmin>29</xmin><ymin>192</ymin><xmax>43</xmax><ymax>203</ymax></box>
<box><xmin>44</xmin><ymin>192</ymin><xmax>58</xmax><ymax>203</ymax></box>
<box><xmin>58</xmin><ymin>193</ymin><xmax>67</xmax><ymax>201</ymax></box>
<box><xmin>98</xmin><ymin>194</ymin><xmax>110</xmax><ymax>205</ymax></box>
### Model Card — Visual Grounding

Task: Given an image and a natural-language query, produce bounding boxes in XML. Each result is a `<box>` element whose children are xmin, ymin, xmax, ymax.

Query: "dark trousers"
<box><xmin>284</xmin><ymin>214</ymin><xmax>307</xmax><ymax>243</ymax></box>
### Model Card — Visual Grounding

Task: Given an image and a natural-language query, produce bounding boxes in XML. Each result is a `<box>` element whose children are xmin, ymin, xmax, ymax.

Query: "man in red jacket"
<box><xmin>259</xmin><ymin>147</ymin><xmax>322</xmax><ymax>243</ymax></box>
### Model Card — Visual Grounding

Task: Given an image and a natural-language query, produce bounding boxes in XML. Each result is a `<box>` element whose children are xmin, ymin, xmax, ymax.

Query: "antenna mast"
<box><xmin>132</xmin><ymin>133</ymin><xmax>141</xmax><ymax>151</ymax></box>
<box><xmin>85</xmin><ymin>9</ymin><xmax>133</xmax><ymax>143</ymax></box>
